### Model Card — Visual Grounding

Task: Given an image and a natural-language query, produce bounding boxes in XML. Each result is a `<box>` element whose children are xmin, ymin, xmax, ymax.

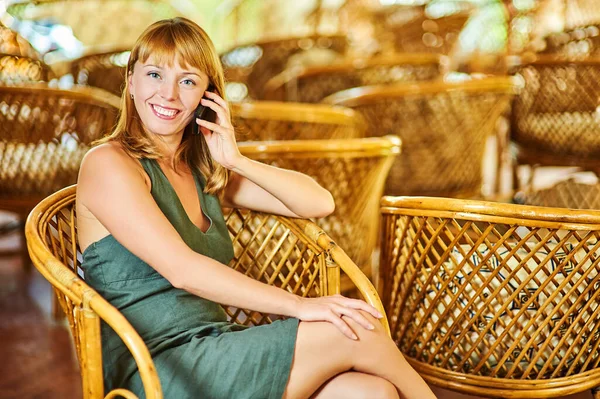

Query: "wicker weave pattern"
<box><xmin>516</xmin><ymin>179</ymin><xmax>600</xmax><ymax>210</ymax></box>
<box><xmin>0</xmin><ymin>54</ymin><xmax>51</xmax><ymax>83</ymax></box>
<box><xmin>326</xmin><ymin>79</ymin><xmax>514</xmax><ymax>197</ymax></box>
<box><xmin>232</xmin><ymin>101</ymin><xmax>366</xmax><ymax>141</ymax></box>
<box><xmin>0</xmin><ymin>85</ymin><xmax>119</xmax><ymax>208</ymax></box>
<box><xmin>70</xmin><ymin>50</ymin><xmax>130</xmax><ymax>96</ymax></box>
<box><xmin>0</xmin><ymin>23</ymin><xmax>39</xmax><ymax>59</ymax></box>
<box><xmin>238</xmin><ymin>137</ymin><xmax>400</xmax><ymax>288</ymax></box>
<box><xmin>512</xmin><ymin>60</ymin><xmax>600</xmax><ymax>160</ymax></box>
<box><xmin>221</xmin><ymin>35</ymin><xmax>348</xmax><ymax>101</ymax></box>
<box><xmin>380</xmin><ymin>196</ymin><xmax>600</xmax><ymax>397</ymax></box>
<box><xmin>263</xmin><ymin>54</ymin><xmax>442</xmax><ymax>103</ymax></box>
<box><xmin>26</xmin><ymin>185</ymin><xmax>387</xmax><ymax>397</ymax></box>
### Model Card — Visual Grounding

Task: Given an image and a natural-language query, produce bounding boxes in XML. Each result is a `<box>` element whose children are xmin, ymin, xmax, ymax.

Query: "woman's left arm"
<box><xmin>197</xmin><ymin>91</ymin><xmax>335</xmax><ymax>218</ymax></box>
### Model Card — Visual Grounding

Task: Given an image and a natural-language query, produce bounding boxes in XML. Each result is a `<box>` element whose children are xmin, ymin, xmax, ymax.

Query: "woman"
<box><xmin>76</xmin><ymin>17</ymin><xmax>436</xmax><ymax>399</ymax></box>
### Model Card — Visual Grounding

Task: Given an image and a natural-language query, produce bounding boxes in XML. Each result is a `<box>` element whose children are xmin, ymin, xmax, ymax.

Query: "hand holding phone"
<box><xmin>193</xmin><ymin>84</ymin><xmax>217</xmax><ymax>135</ymax></box>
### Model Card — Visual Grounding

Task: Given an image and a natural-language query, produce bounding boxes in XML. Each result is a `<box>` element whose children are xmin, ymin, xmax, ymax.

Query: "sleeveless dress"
<box><xmin>81</xmin><ymin>158</ymin><xmax>299</xmax><ymax>399</ymax></box>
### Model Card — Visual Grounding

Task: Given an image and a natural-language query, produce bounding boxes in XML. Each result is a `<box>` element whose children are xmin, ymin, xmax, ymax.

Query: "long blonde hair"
<box><xmin>97</xmin><ymin>17</ymin><xmax>229</xmax><ymax>195</ymax></box>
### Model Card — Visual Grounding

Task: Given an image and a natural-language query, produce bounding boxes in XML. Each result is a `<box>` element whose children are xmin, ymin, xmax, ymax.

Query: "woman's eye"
<box><xmin>148</xmin><ymin>72</ymin><xmax>160</xmax><ymax>79</ymax></box>
<box><xmin>182</xmin><ymin>79</ymin><xmax>196</xmax><ymax>86</ymax></box>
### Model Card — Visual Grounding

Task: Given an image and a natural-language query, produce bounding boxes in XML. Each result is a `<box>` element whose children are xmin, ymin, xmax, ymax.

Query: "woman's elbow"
<box><xmin>313</xmin><ymin>192</ymin><xmax>335</xmax><ymax>218</ymax></box>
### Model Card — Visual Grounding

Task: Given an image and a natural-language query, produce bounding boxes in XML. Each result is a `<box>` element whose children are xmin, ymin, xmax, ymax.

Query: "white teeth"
<box><xmin>152</xmin><ymin>105</ymin><xmax>177</xmax><ymax>117</ymax></box>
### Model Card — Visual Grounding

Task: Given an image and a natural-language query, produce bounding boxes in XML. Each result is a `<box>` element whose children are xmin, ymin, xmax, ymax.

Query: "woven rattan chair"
<box><xmin>25</xmin><ymin>185</ymin><xmax>388</xmax><ymax>399</ymax></box>
<box><xmin>511</xmin><ymin>57</ymin><xmax>600</xmax><ymax>190</ymax></box>
<box><xmin>380</xmin><ymin>195</ymin><xmax>600</xmax><ymax>398</ymax></box>
<box><xmin>325</xmin><ymin>77</ymin><xmax>515</xmax><ymax>198</ymax></box>
<box><xmin>0</xmin><ymin>53</ymin><xmax>53</xmax><ymax>83</ymax></box>
<box><xmin>231</xmin><ymin>101</ymin><xmax>367</xmax><ymax>141</ymax></box>
<box><xmin>0</xmin><ymin>84</ymin><xmax>120</xmax><ymax>265</ymax></box>
<box><xmin>220</xmin><ymin>35</ymin><xmax>348</xmax><ymax>101</ymax></box>
<box><xmin>515</xmin><ymin>178</ymin><xmax>600</xmax><ymax>210</ymax></box>
<box><xmin>0</xmin><ymin>22</ymin><xmax>39</xmax><ymax>59</ymax></box>
<box><xmin>263</xmin><ymin>53</ymin><xmax>443</xmax><ymax>103</ymax></box>
<box><xmin>68</xmin><ymin>48</ymin><xmax>130</xmax><ymax>96</ymax></box>
<box><xmin>238</xmin><ymin>136</ymin><xmax>400</xmax><ymax>293</ymax></box>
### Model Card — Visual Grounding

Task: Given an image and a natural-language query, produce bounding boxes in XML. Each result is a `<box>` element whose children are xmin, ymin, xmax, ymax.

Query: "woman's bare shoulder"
<box><xmin>79</xmin><ymin>142</ymin><xmax>148</xmax><ymax>184</ymax></box>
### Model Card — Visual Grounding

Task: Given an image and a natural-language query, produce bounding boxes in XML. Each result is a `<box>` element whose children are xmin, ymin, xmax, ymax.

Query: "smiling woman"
<box><xmin>75</xmin><ymin>17</ymin><xmax>435</xmax><ymax>399</ymax></box>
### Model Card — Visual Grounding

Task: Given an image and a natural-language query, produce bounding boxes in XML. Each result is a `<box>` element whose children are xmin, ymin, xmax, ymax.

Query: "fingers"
<box><xmin>327</xmin><ymin>311</ymin><xmax>358</xmax><ymax>340</ymax></box>
<box><xmin>196</xmin><ymin>118</ymin><xmax>233</xmax><ymax>138</ymax></box>
<box><xmin>332</xmin><ymin>304</ymin><xmax>375</xmax><ymax>331</ymax></box>
<box><xmin>332</xmin><ymin>296</ymin><xmax>384</xmax><ymax>319</ymax></box>
<box><xmin>203</xmin><ymin>92</ymin><xmax>230</xmax><ymax>118</ymax></box>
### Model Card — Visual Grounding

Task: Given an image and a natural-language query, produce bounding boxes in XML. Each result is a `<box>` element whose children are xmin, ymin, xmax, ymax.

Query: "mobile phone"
<box><xmin>193</xmin><ymin>84</ymin><xmax>217</xmax><ymax>135</ymax></box>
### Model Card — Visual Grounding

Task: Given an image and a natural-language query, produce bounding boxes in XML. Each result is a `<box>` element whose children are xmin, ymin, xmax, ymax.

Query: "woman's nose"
<box><xmin>158</xmin><ymin>80</ymin><xmax>178</xmax><ymax>100</ymax></box>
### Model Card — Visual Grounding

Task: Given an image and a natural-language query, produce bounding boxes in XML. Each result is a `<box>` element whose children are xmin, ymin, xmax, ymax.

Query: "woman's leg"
<box><xmin>283</xmin><ymin>311</ymin><xmax>436</xmax><ymax>399</ymax></box>
<box><xmin>312</xmin><ymin>372</ymin><xmax>399</xmax><ymax>399</ymax></box>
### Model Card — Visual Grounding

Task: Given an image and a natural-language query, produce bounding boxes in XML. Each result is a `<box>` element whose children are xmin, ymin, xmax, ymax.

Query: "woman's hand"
<box><xmin>196</xmin><ymin>91</ymin><xmax>243</xmax><ymax>170</ymax></box>
<box><xmin>293</xmin><ymin>294</ymin><xmax>384</xmax><ymax>340</ymax></box>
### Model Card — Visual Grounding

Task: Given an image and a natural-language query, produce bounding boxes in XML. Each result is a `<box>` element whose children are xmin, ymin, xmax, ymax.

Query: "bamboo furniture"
<box><xmin>325</xmin><ymin>77</ymin><xmax>515</xmax><ymax>198</ymax></box>
<box><xmin>231</xmin><ymin>101</ymin><xmax>367</xmax><ymax>141</ymax></box>
<box><xmin>220</xmin><ymin>34</ymin><xmax>348</xmax><ymax>101</ymax></box>
<box><xmin>69</xmin><ymin>48</ymin><xmax>131</xmax><ymax>96</ymax></box>
<box><xmin>515</xmin><ymin>178</ymin><xmax>600</xmax><ymax>210</ymax></box>
<box><xmin>26</xmin><ymin>184</ymin><xmax>389</xmax><ymax>399</ymax></box>
<box><xmin>511</xmin><ymin>57</ymin><xmax>600</xmax><ymax>190</ymax></box>
<box><xmin>263</xmin><ymin>53</ymin><xmax>443</xmax><ymax>103</ymax></box>
<box><xmin>0</xmin><ymin>53</ymin><xmax>52</xmax><ymax>83</ymax></box>
<box><xmin>238</xmin><ymin>136</ymin><xmax>400</xmax><ymax>292</ymax></box>
<box><xmin>0</xmin><ymin>84</ymin><xmax>120</xmax><ymax>265</ymax></box>
<box><xmin>380</xmin><ymin>195</ymin><xmax>600</xmax><ymax>398</ymax></box>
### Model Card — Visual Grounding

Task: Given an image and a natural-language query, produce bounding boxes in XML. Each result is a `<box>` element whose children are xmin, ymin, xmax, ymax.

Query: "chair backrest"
<box><xmin>263</xmin><ymin>53</ymin><xmax>443</xmax><ymax>103</ymax></box>
<box><xmin>0</xmin><ymin>53</ymin><xmax>52</xmax><ymax>83</ymax></box>
<box><xmin>26</xmin><ymin>185</ymin><xmax>386</xmax><ymax>397</ymax></box>
<box><xmin>511</xmin><ymin>57</ymin><xmax>600</xmax><ymax>163</ymax></box>
<box><xmin>0</xmin><ymin>84</ymin><xmax>120</xmax><ymax>215</ymax></box>
<box><xmin>221</xmin><ymin>34</ymin><xmax>348</xmax><ymax>101</ymax></box>
<box><xmin>69</xmin><ymin>48</ymin><xmax>130</xmax><ymax>96</ymax></box>
<box><xmin>515</xmin><ymin>178</ymin><xmax>600</xmax><ymax>210</ymax></box>
<box><xmin>231</xmin><ymin>101</ymin><xmax>366</xmax><ymax>141</ymax></box>
<box><xmin>380</xmin><ymin>195</ymin><xmax>600</xmax><ymax>398</ymax></box>
<box><xmin>325</xmin><ymin>77</ymin><xmax>515</xmax><ymax>198</ymax></box>
<box><xmin>238</xmin><ymin>136</ymin><xmax>401</xmax><ymax>292</ymax></box>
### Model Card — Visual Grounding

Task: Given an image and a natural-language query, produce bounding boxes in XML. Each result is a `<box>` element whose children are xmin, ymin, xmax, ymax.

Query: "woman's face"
<box><xmin>129</xmin><ymin>56</ymin><xmax>210</xmax><ymax>139</ymax></box>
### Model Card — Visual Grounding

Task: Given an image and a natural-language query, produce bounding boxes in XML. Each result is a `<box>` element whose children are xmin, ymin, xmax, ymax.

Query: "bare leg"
<box><xmin>283</xmin><ymin>311</ymin><xmax>436</xmax><ymax>399</ymax></box>
<box><xmin>312</xmin><ymin>372</ymin><xmax>399</xmax><ymax>399</ymax></box>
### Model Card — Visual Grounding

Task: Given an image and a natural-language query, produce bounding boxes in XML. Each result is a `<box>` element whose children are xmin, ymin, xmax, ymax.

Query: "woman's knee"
<box><xmin>368</xmin><ymin>377</ymin><xmax>400</xmax><ymax>399</ymax></box>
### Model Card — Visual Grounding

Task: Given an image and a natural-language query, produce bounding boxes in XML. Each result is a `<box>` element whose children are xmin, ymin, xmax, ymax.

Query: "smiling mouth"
<box><xmin>151</xmin><ymin>104</ymin><xmax>180</xmax><ymax>119</ymax></box>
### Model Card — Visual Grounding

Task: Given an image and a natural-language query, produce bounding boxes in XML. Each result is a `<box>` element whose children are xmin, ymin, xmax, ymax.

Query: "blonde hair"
<box><xmin>96</xmin><ymin>17</ymin><xmax>228</xmax><ymax>195</ymax></box>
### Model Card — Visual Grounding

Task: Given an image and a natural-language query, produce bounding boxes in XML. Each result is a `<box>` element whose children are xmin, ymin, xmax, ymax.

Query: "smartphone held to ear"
<box><xmin>193</xmin><ymin>84</ymin><xmax>217</xmax><ymax>135</ymax></box>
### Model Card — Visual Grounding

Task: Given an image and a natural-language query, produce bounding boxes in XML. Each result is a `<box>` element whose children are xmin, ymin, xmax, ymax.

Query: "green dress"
<box><xmin>81</xmin><ymin>158</ymin><xmax>299</xmax><ymax>399</ymax></box>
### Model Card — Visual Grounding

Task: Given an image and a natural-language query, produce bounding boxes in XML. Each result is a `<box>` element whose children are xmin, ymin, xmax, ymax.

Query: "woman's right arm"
<box><xmin>78</xmin><ymin>145</ymin><xmax>381</xmax><ymax>339</ymax></box>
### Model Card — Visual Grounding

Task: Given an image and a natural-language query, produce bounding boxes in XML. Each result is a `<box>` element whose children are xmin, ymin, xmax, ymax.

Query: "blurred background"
<box><xmin>4</xmin><ymin>0</ymin><xmax>600</xmax><ymax>398</ymax></box>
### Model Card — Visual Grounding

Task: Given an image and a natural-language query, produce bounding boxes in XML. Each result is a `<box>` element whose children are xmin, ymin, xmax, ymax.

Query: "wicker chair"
<box><xmin>231</xmin><ymin>101</ymin><xmax>366</xmax><ymax>141</ymax></box>
<box><xmin>263</xmin><ymin>53</ymin><xmax>443</xmax><ymax>103</ymax></box>
<box><xmin>380</xmin><ymin>195</ymin><xmax>600</xmax><ymax>398</ymax></box>
<box><xmin>0</xmin><ymin>22</ymin><xmax>39</xmax><ymax>59</ymax></box>
<box><xmin>25</xmin><ymin>185</ymin><xmax>388</xmax><ymax>399</ymax></box>
<box><xmin>325</xmin><ymin>77</ymin><xmax>515</xmax><ymax>198</ymax></box>
<box><xmin>511</xmin><ymin>57</ymin><xmax>600</xmax><ymax>190</ymax></box>
<box><xmin>238</xmin><ymin>136</ymin><xmax>400</xmax><ymax>293</ymax></box>
<box><xmin>0</xmin><ymin>53</ymin><xmax>53</xmax><ymax>83</ymax></box>
<box><xmin>515</xmin><ymin>178</ymin><xmax>600</xmax><ymax>210</ymax></box>
<box><xmin>69</xmin><ymin>48</ymin><xmax>131</xmax><ymax>96</ymax></box>
<box><xmin>0</xmin><ymin>84</ymin><xmax>120</xmax><ymax>264</ymax></box>
<box><xmin>220</xmin><ymin>35</ymin><xmax>348</xmax><ymax>101</ymax></box>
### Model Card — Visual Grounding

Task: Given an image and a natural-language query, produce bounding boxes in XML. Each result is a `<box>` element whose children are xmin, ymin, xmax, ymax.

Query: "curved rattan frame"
<box><xmin>26</xmin><ymin>185</ymin><xmax>389</xmax><ymax>398</ymax></box>
<box><xmin>380</xmin><ymin>195</ymin><xmax>600</xmax><ymax>398</ymax></box>
<box><xmin>262</xmin><ymin>53</ymin><xmax>443</xmax><ymax>102</ymax></box>
<box><xmin>67</xmin><ymin>46</ymin><xmax>131</xmax><ymax>96</ymax></box>
<box><xmin>231</xmin><ymin>100</ymin><xmax>367</xmax><ymax>140</ymax></box>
